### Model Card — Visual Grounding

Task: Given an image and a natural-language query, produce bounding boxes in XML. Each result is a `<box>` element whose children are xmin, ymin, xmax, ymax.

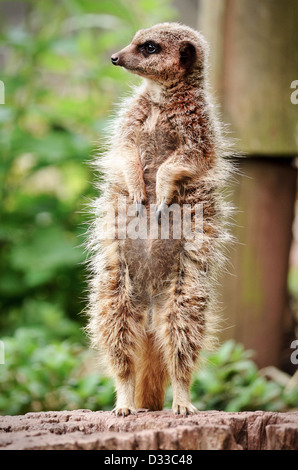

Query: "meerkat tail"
<box><xmin>134</xmin><ymin>332</ymin><xmax>169</xmax><ymax>410</ymax></box>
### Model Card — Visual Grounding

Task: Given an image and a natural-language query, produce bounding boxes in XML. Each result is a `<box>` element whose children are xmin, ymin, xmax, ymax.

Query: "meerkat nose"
<box><xmin>111</xmin><ymin>54</ymin><xmax>119</xmax><ymax>65</ymax></box>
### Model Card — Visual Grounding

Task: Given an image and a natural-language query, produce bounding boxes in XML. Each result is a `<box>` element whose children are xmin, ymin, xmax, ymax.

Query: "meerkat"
<box><xmin>86</xmin><ymin>23</ymin><xmax>233</xmax><ymax>416</ymax></box>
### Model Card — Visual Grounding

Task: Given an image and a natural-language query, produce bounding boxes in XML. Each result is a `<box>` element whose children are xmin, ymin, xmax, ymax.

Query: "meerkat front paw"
<box><xmin>155</xmin><ymin>201</ymin><xmax>168</xmax><ymax>223</ymax></box>
<box><xmin>130</xmin><ymin>190</ymin><xmax>146</xmax><ymax>218</ymax></box>
<box><xmin>172</xmin><ymin>402</ymin><xmax>198</xmax><ymax>416</ymax></box>
<box><xmin>112</xmin><ymin>406</ymin><xmax>137</xmax><ymax>417</ymax></box>
<box><xmin>155</xmin><ymin>191</ymin><xmax>171</xmax><ymax>207</ymax></box>
<box><xmin>155</xmin><ymin>184</ymin><xmax>173</xmax><ymax>222</ymax></box>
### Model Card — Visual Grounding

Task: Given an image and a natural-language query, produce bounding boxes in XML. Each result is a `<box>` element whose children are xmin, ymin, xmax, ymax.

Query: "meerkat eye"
<box><xmin>145</xmin><ymin>42</ymin><xmax>157</xmax><ymax>54</ymax></box>
<box><xmin>139</xmin><ymin>41</ymin><xmax>161</xmax><ymax>56</ymax></box>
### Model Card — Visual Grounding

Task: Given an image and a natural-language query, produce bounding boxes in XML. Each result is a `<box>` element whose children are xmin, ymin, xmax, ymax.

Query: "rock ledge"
<box><xmin>0</xmin><ymin>409</ymin><xmax>297</xmax><ymax>450</ymax></box>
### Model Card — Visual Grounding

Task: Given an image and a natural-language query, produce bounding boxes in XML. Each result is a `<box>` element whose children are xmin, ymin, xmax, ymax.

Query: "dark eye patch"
<box><xmin>138</xmin><ymin>41</ymin><xmax>161</xmax><ymax>57</ymax></box>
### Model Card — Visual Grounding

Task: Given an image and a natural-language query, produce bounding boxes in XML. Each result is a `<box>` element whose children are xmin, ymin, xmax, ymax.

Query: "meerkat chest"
<box><xmin>143</xmin><ymin>106</ymin><xmax>160</xmax><ymax>133</ymax></box>
<box><xmin>139</xmin><ymin>107</ymin><xmax>181</xmax><ymax>166</ymax></box>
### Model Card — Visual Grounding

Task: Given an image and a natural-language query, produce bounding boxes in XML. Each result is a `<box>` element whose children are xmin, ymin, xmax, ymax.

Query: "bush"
<box><xmin>0</xmin><ymin>303</ymin><xmax>115</xmax><ymax>415</ymax></box>
<box><xmin>189</xmin><ymin>340</ymin><xmax>298</xmax><ymax>412</ymax></box>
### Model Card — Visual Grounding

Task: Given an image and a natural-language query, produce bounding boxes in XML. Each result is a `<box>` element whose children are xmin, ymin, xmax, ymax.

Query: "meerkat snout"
<box><xmin>111</xmin><ymin>54</ymin><xmax>119</xmax><ymax>65</ymax></box>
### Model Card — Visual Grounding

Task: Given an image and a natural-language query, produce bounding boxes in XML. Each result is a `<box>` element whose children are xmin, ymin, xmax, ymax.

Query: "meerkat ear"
<box><xmin>179</xmin><ymin>41</ymin><xmax>197</xmax><ymax>70</ymax></box>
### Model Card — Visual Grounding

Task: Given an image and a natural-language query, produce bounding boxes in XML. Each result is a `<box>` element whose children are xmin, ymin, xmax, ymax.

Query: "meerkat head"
<box><xmin>111</xmin><ymin>23</ymin><xmax>209</xmax><ymax>86</ymax></box>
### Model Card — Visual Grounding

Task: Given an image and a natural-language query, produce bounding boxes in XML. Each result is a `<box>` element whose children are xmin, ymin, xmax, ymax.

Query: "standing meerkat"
<box><xmin>86</xmin><ymin>23</ymin><xmax>233</xmax><ymax>416</ymax></box>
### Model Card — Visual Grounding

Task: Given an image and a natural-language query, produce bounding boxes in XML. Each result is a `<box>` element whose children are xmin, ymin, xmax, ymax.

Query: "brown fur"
<box><xmin>86</xmin><ymin>23</ymin><xmax>233</xmax><ymax>416</ymax></box>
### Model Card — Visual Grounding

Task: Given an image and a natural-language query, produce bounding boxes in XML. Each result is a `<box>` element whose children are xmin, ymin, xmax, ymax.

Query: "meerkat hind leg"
<box><xmin>159</xmin><ymin>259</ymin><xmax>208</xmax><ymax>415</ymax></box>
<box><xmin>93</xmin><ymin>250</ymin><xmax>145</xmax><ymax>417</ymax></box>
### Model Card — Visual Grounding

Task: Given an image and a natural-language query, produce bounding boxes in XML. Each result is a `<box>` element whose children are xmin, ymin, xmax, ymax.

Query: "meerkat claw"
<box><xmin>155</xmin><ymin>205</ymin><xmax>161</xmax><ymax>223</ymax></box>
<box><xmin>112</xmin><ymin>406</ymin><xmax>137</xmax><ymax>417</ymax></box>
<box><xmin>173</xmin><ymin>403</ymin><xmax>197</xmax><ymax>416</ymax></box>
<box><xmin>135</xmin><ymin>201</ymin><xmax>144</xmax><ymax>218</ymax></box>
<box><xmin>155</xmin><ymin>202</ymin><xmax>167</xmax><ymax>223</ymax></box>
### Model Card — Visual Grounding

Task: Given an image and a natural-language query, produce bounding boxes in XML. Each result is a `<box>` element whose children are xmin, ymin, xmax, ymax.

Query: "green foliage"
<box><xmin>0</xmin><ymin>304</ymin><xmax>115</xmax><ymax>414</ymax></box>
<box><xmin>188</xmin><ymin>340</ymin><xmax>298</xmax><ymax>412</ymax></box>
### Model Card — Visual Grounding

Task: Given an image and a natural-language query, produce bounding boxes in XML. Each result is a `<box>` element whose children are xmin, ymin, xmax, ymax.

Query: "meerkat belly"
<box><xmin>119</xmin><ymin>109</ymin><xmax>184</xmax><ymax>289</ymax></box>
<box><xmin>122</xmin><ymin>237</ymin><xmax>182</xmax><ymax>292</ymax></box>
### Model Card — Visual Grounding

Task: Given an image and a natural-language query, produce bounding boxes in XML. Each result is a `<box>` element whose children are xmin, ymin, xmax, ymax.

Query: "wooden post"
<box><xmin>198</xmin><ymin>0</ymin><xmax>298</xmax><ymax>367</ymax></box>
<box><xmin>221</xmin><ymin>158</ymin><xmax>296</xmax><ymax>367</ymax></box>
<box><xmin>198</xmin><ymin>0</ymin><xmax>298</xmax><ymax>155</ymax></box>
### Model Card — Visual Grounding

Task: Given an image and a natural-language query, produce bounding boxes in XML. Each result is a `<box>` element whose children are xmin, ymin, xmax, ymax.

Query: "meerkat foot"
<box><xmin>172</xmin><ymin>402</ymin><xmax>197</xmax><ymax>416</ymax></box>
<box><xmin>172</xmin><ymin>381</ymin><xmax>197</xmax><ymax>416</ymax></box>
<box><xmin>113</xmin><ymin>375</ymin><xmax>137</xmax><ymax>417</ymax></box>
<box><xmin>112</xmin><ymin>406</ymin><xmax>137</xmax><ymax>417</ymax></box>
